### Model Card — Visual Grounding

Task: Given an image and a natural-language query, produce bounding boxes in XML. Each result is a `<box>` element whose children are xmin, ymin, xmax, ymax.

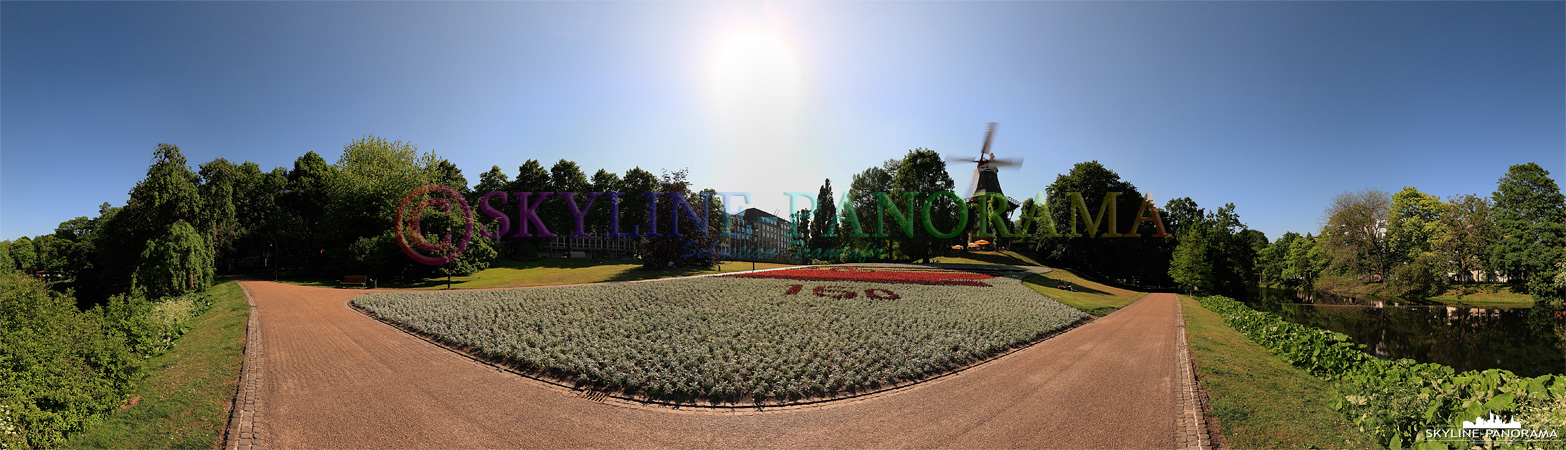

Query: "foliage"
<box><xmin>808</xmin><ymin>179</ymin><xmax>840</xmax><ymax>256</ymax></box>
<box><xmin>639</xmin><ymin>169</ymin><xmax>721</xmax><ymax>269</ymax></box>
<box><xmin>353</xmin><ymin>269</ymin><xmax>1084</xmax><ymax>404</ymax></box>
<box><xmin>1195</xmin><ymin>295</ymin><xmax>1566</xmax><ymax>449</ymax></box>
<box><xmin>1319</xmin><ymin>189</ymin><xmax>1394</xmax><ymax>286</ymax></box>
<box><xmin>1386</xmin><ymin>187</ymin><xmax>1451</xmax><ymax>298</ymax></box>
<box><xmin>1490</xmin><ymin>163</ymin><xmax>1566</xmax><ymax>302</ymax></box>
<box><xmin>133</xmin><ymin>220</ymin><xmax>214</xmax><ymax>299</ymax></box>
<box><xmin>890</xmin><ymin>148</ymin><xmax>959</xmax><ymax>263</ymax></box>
<box><xmin>1035</xmin><ymin>161</ymin><xmax>1171</xmax><ymax>287</ymax></box>
<box><xmin>1437</xmin><ymin>194</ymin><xmax>1495</xmax><ymax>284</ymax></box>
<box><xmin>0</xmin><ymin>271</ymin><xmax>137</xmax><ymax>449</ymax></box>
<box><xmin>9</xmin><ymin>237</ymin><xmax>35</xmax><ymax>273</ymax></box>
<box><xmin>1167</xmin><ymin>203</ymin><xmax>1255</xmax><ymax>296</ymax></box>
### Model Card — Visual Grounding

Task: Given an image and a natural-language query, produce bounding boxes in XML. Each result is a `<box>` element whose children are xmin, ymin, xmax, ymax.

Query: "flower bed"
<box><xmin>353</xmin><ymin>271</ymin><xmax>1084</xmax><ymax>405</ymax></box>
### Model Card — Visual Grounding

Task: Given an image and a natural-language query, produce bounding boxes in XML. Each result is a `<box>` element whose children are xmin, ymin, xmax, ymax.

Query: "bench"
<box><xmin>340</xmin><ymin>275</ymin><xmax>368</xmax><ymax>288</ymax></box>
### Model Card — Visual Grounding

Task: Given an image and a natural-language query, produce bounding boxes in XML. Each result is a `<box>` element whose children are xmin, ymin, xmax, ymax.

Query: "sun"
<box><xmin>710</xmin><ymin>32</ymin><xmax>802</xmax><ymax>124</ymax></box>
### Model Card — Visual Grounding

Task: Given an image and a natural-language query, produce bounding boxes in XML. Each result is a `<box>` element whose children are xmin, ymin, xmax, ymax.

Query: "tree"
<box><xmin>133</xmin><ymin>220</ymin><xmax>213</xmax><ymax>298</ymax></box>
<box><xmin>1386</xmin><ymin>187</ymin><xmax>1450</xmax><ymax>298</ymax></box>
<box><xmin>1489</xmin><ymin>162</ymin><xmax>1566</xmax><ymax>300</ymax></box>
<box><xmin>10</xmin><ymin>237</ymin><xmax>35</xmax><ymax>273</ymax></box>
<box><xmin>474</xmin><ymin>165</ymin><xmax>510</xmax><ymax>196</ymax></box>
<box><xmin>587</xmin><ymin>169</ymin><xmax>623</xmax><ymax>235</ymax></box>
<box><xmin>1166</xmin><ymin>203</ymin><xmax>1254</xmax><ymax>296</ymax></box>
<box><xmin>1437</xmin><ymin>194</ymin><xmax>1495</xmax><ymax>284</ymax></box>
<box><xmin>1257</xmin><ymin>232</ymin><xmax>1301</xmax><ymax>287</ymax></box>
<box><xmin>891</xmin><ymin>149</ymin><xmax>958</xmax><ymax>263</ymax></box>
<box><xmin>639</xmin><ymin>169</ymin><xmax>719</xmax><ymax>268</ymax></box>
<box><xmin>1319</xmin><ymin>189</ymin><xmax>1393</xmax><ymax>285</ymax></box>
<box><xmin>546</xmin><ymin>160</ymin><xmax>590</xmax><ymax>255</ymax></box>
<box><xmin>1283</xmin><ymin>234</ymin><xmax>1327</xmax><ymax>288</ymax></box>
<box><xmin>846</xmin><ymin>159</ymin><xmax>899</xmax><ymax>259</ymax></box>
<box><xmin>1037</xmin><ymin>161</ymin><xmax>1149</xmax><ymax>284</ymax></box>
<box><xmin>620</xmin><ymin>167</ymin><xmax>660</xmax><ymax>238</ymax></box>
<box><xmin>0</xmin><ymin>241</ymin><xmax>12</xmax><ymax>273</ymax></box>
<box><xmin>809</xmin><ymin>179</ymin><xmax>839</xmax><ymax>257</ymax></box>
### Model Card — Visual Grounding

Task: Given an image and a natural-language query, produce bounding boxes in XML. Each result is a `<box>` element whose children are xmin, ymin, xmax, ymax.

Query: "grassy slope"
<box><xmin>933</xmin><ymin>250</ymin><xmax>1047</xmax><ymax>266</ymax></box>
<box><xmin>1428</xmin><ymin>283</ymin><xmax>1535</xmax><ymax>308</ymax></box>
<box><xmin>70</xmin><ymin>280</ymin><xmax>249</xmax><ymax>449</ymax></box>
<box><xmin>1180</xmin><ymin>295</ymin><xmax>1372</xmax><ymax>449</ymax></box>
<box><xmin>1021</xmin><ymin>268</ymin><xmax>1146</xmax><ymax>316</ymax></box>
<box><xmin>281</xmin><ymin>258</ymin><xmax>795</xmax><ymax>290</ymax></box>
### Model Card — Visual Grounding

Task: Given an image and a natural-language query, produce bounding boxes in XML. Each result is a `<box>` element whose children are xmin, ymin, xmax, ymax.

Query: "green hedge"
<box><xmin>1195</xmin><ymin>295</ymin><xmax>1566</xmax><ymax>449</ymax></box>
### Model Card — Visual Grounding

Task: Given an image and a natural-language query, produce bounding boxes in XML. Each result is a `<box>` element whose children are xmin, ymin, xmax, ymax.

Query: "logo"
<box><xmin>393</xmin><ymin>184</ymin><xmax>474</xmax><ymax>266</ymax></box>
<box><xmin>1464</xmin><ymin>413</ymin><xmax>1522</xmax><ymax>429</ymax></box>
<box><xmin>1425</xmin><ymin>412</ymin><xmax>1560</xmax><ymax>444</ymax></box>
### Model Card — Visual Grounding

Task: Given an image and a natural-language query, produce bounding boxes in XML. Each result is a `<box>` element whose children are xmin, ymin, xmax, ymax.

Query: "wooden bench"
<box><xmin>340</xmin><ymin>275</ymin><xmax>368</xmax><ymax>288</ymax></box>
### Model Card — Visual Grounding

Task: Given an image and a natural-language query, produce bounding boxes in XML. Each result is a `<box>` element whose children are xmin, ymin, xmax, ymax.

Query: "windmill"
<box><xmin>947</xmin><ymin>123</ymin><xmax>1022</xmax><ymax>214</ymax></box>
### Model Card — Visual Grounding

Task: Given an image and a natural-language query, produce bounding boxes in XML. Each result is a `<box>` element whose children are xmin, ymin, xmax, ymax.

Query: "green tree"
<box><xmin>809</xmin><ymin>179</ymin><xmax>839</xmax><ymax>258</ymax></box>
<box><xmin>891</xmin><ymin>149</ymin><xmax>958</xmax><ymax>263</ymax></box>
<box><xmin>13</xmin><ymin>234</ymin><xmax>38</xmax><ymax>273</ymax></box>
<box><xmin>1257</xmin><ymin>232</ymin><xmax>1301</xmax><ymax>287</ymax></box>
<box><xmin>587</xmin><ymin>169</ymin><xmax>623</xmax><ymax>236</ymax></box>
<box><xmin>1386</xmin><ymin>187</ymin><xmax>1450</xmax><ymax>298</ymax></box>
<box><xmin>1488</xmin><ymin>162</ymin><xmax>1566</xmax><ymax>301</ymax></box>
<box><xmin>1283</xmin><ymin>234</ymin><xmax>1327</xmax><ymax>288</ymax></box>
<box><xmin>1166</xmin><ymin>203</ymin><xmax>1253</xmax><ymax>296</ymax></box>
<box><xmin>1319</xmin><ymin>189</ymin><xmax>1393</xmax><ymax>287</ymax></box>
<box><xmin>1437</xmin><ymin>194</ymin><xmax>1495</xmax><ymax>284</ymax></box>
<box><xmin>474</xmin><ymin>165</ymin><xmax>510</xmax><ymax>195</ymax></box>
<box><xmin>279</xmin><ymin>151</ymin><xmax>336</xmax><ymax>270</ymax></box>
<box><xmin>133</xmin><ymin>220</ymin><xmax>213</xmax><ymax>298</ymax></box>
<box><xmin>0</xmin><ymin>241</ymin><xmax>13</xmax><ymax>273</ymax></box>
<box><xmin>620</xmin><ymin>167</ymin><xmax>660</xmax><ymax>237</ymax></box>
<box><xmin>1037</xmin><ymin>161</ymin><xmax>1151</xmax><ymax>284</ymax></box>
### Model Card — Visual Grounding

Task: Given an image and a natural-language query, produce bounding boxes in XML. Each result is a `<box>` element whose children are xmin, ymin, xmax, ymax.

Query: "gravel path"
<box><xmin>242</xmin><ymin>280</ymin><xmax>1184</xmax><ymax>449</ymax></box>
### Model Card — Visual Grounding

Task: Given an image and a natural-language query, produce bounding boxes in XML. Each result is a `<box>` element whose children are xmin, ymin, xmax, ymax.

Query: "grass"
<box><xmin>1428</xmin><ymin>283</ymin><xmax>1535</xmax><ymax>308</ymax></box>
<box><xmin>278</xmin><ymin>257</ymin><xmax>795</xmax><ymax>290</ymax></box>
<box><xmin>70</xmin><ymin>280</ymin><xmax>249</xmax><ymax>449</ymax></box>
<box><xmin>353</xmin><ymin>267</ymin><xmax>1085</xmax><ymax>405</ymax></box>
<box><xmin>931</xmin><ymin>250</ymin><xmax>1046</xmax><ymax>266</ymax></box>
<box><xmin>1180</xmin><ymin>295</ymin><xmax>1372</xmax><ymax>449</ymax></box>
<box><xmin>1021</xmin><ymin>267</ymin><xmax>1146</xmax><ymax>316</ymax></box>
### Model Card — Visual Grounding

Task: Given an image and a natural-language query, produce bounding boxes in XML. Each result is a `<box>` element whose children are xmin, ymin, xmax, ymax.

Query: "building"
<box><xmin>717</xmin><ymin>208</ymin><xmax>798</xmax><ymax>264</ymax></box>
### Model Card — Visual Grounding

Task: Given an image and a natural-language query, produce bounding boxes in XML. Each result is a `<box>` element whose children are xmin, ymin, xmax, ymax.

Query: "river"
<box><xmin>1239</xmin><ymin>288</ymin><xmax>1566</xmax><ymax>377</ymax></box>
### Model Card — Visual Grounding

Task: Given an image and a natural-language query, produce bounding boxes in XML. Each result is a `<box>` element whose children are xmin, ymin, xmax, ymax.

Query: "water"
<box><xmin>1239</xmin><ymin>289</ymin><xmax>1566</xmax><ymax>377</ymax></box>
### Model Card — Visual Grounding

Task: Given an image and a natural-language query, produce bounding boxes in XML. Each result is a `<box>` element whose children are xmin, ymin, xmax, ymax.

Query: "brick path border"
<box><xmin>1174</xmin><ymin>298</ymin><xmax>1221</xmax><ymax>450</ymax></box>
<box><xmin>223</xmin><ymin>282</ymin><xmax>265</xmax><ymax>450</ymax></box>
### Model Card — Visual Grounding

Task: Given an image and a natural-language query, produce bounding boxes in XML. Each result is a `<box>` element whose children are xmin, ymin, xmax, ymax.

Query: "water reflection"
<box><xmin>1243</xmin><ymin>289</ymin><xmax>1566</xmax><ymax>377</ymax></box>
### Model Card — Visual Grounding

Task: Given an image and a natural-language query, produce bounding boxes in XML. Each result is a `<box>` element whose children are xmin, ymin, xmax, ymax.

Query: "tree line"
<box><xmin>1257</xmin><ymin>163</ymin><xmax>1565</xmax><ymax>302</ymax></box>
<box><xmin>0</xmin><ymin>136</ymin><xmax>757</xmax><ymax>303</ymax></box>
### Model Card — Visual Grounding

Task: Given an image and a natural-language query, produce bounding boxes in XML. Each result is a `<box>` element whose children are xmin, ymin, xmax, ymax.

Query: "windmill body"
<box><xmin>949</xmin><ymin>123</ymin><xmax>1022</xmax><ymax>214</ymax></box>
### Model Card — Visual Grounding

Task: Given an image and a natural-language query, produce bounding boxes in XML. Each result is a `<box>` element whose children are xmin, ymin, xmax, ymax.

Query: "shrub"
<box><xmin>1196</xmin><ymin>295</ymin><xmax>1566</xmax><ymax>449</ymax></box>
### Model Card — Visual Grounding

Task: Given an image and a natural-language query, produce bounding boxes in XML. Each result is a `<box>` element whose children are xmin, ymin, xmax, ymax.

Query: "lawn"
<box><xmin>279</xmin><ymin>257</ymin><xmax>795</xmax><ymax>290</ymax></box>
<box><xmin>931</xmin><ymin>250</ymin><xmax>1046</xmax><ymax>266</ymax></box>
<box><xmin>353</xmin><ymin>265</ymin><xmax>1085</xmax><ymax>405</ymax></box>
<box><xmin>1180</xmin><ymin>295</ymin><xmax>1372</xmax><ymax>449</ymax></box>
<box><xmin>1429</xmin><ymin>283</ymin><xmax>1536</xmax><ymax>308</ymax></box>
<box><xmin>1021</xmin><ymin>268</ymin><xmax>1146</xmax><ymax>316</ymax></box>
<box><xmin>70</xmin><ymin>280</ymin><xmax>249</xmax><ymax>449</ymax></box>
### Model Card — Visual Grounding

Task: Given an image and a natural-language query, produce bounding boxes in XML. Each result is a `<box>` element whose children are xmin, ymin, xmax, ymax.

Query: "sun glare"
<box><xmin>710</xmin><ymin>32</ymin><xmax>802</xmax><ymax>124</ymax></box>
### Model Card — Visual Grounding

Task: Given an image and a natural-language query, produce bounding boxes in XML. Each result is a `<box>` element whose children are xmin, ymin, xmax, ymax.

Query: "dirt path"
<box><xmin>241</xmin><ymin>280</ymin><xmax>1185</xmax><ymax>449</ymax></box>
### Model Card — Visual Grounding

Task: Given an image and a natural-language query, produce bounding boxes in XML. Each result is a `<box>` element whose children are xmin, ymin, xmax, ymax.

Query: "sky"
<box><xmin>3</xmin><ymin>1</ymin><xmax>1563</xmax><ymax>242</ymax></box>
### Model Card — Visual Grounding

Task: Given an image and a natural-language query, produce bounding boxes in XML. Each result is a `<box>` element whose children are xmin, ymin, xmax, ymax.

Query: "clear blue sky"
<box><xmin>4</xmin><ymin>1</ymin><xmax>1562</xmax><ymax>242</ymax></box>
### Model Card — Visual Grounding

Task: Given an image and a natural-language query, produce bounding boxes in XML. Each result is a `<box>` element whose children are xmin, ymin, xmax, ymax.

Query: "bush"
<box><xmin>1196</xmin><ymin>295</ymin><xmax>1566</xmax><ymax>449</ymax></box>
<box><xmin>0</xmin><ymin>271</ymin><xmax>219</xmax><ymax>449</ymax></box>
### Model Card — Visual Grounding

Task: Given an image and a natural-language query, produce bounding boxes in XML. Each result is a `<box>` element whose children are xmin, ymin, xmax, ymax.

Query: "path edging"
<box><xmin>223</xmin><ymin>282</ymin><xmax>265</xmax><ymax>450</ymax></box>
